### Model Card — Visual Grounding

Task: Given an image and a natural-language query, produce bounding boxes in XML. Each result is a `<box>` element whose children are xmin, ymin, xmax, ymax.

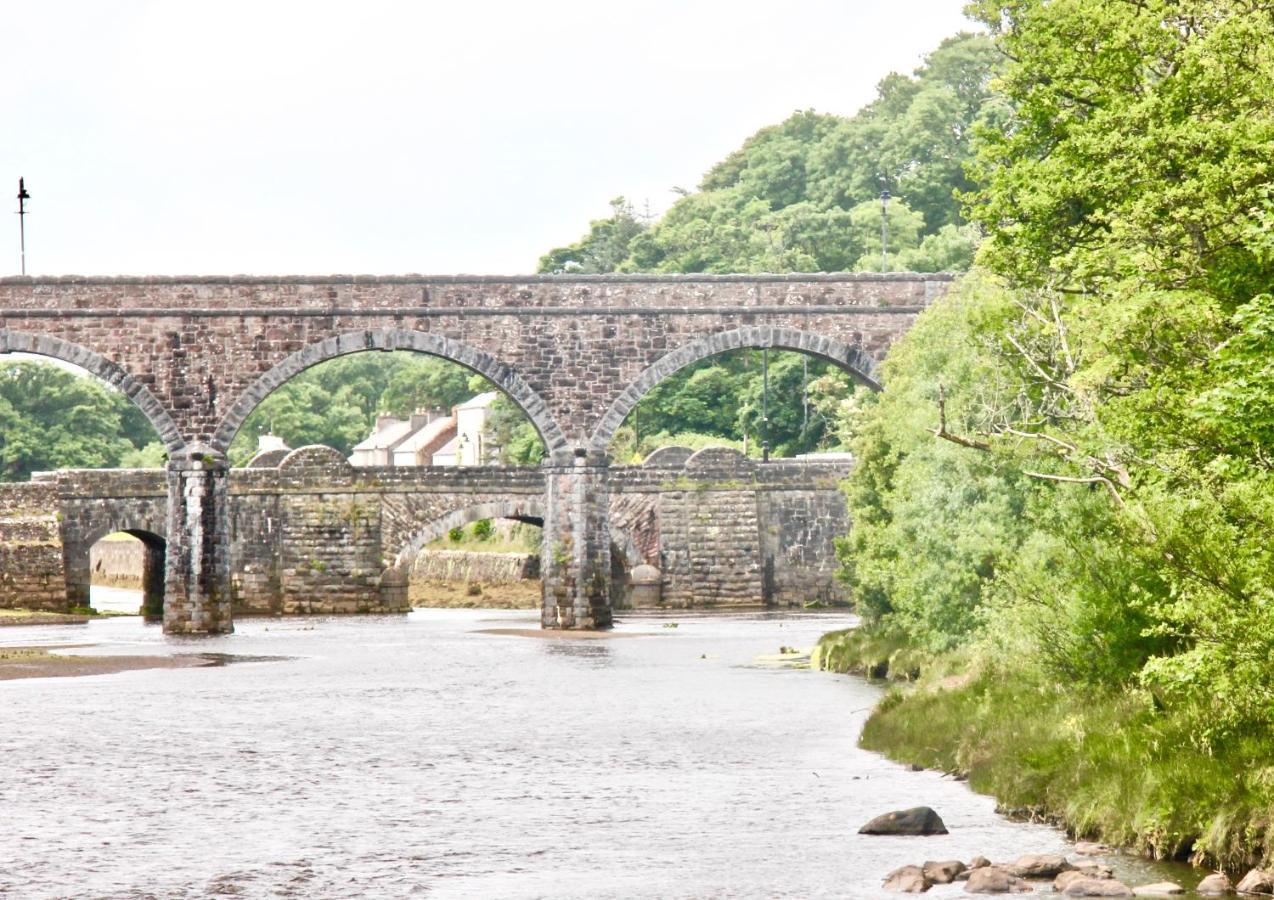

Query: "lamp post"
<box><xmin>879</xmin><ymin>188</ymin><xmax>890</xmax><ymax>273</ymax></box>
<box><xmin>16</xmin><ymin>178</ymin><xmax>30</xmax><ymax>276</ymax></box>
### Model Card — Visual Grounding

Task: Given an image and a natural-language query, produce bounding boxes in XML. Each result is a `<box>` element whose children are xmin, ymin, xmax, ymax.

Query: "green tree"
<box><xmin>0</xmin><ymin>361</ymin><xmax>156</xmax><ymax>481</ymax></box>
<box><xmin>538</xmin><ymin>197</ymin><xmax>648</xmax><ymax>274</ymax></box>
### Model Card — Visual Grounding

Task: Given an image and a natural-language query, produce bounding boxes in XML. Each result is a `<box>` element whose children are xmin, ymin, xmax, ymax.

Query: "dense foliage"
<box><xmin>539</xmin><ymin>32</ymin><xmax>1001</xmax><ymax>276</ymax></box>
<box><xmin>227</xmin><ymin>352</ymin><xmax>546</xmax><ymax>466</ymax></box>
<box><xmin>834</xmin><ymin>0</ymin><xmax>1274</xmax><ymax>868</ymax></box>
<box><xmin>0</xmin><ymin>361</ymin><xmax>164</xmax><ymax>481</ymax></box>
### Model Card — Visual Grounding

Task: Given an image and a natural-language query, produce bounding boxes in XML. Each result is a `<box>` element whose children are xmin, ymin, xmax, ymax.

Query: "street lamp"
<box><xmin>16</xmin><ymin>178</ymin><xmax>30</xmax><ymax>276</ymax></box>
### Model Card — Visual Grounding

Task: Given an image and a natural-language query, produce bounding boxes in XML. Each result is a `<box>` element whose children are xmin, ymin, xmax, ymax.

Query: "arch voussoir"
<box><xmin>0</xmin><ymin>329</ymin><xmax>187</xmax><ymax>455</ymax></box>
<box><xmin>588</xmin><ymin>324</ymin><xmax>881</xmax><ymax>453</ymax></box>
<box><xmin>392</xmin><ymin>499</ymin><xmax>546</xmax><ymax>569</ymax></box>
<box><xmin>212</xmin><ymin>329</ymin><xmax>567</xmax><ymax>454</ymax></box>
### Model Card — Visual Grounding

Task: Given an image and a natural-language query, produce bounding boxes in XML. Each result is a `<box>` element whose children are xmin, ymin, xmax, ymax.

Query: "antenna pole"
<box><xmin>17</xmin><ymin>178</ymin><xmax>30</xmax><ymax>276</ymax></box>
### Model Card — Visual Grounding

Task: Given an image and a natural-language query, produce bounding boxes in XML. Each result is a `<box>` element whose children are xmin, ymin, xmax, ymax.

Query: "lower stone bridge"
<box><xmin>0</xmin><ymin>446</ymin><xmax>851</xmax><ymax>627</ymax></box>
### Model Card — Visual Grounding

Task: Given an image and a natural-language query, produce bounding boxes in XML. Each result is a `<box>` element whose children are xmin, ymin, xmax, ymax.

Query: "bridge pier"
<box><xmin>163</xmin><ymin>447</ymin><xmax>234</xmax><ymax>634</ymax></box>
<box><xmin>541</xmin><ymin>452</ymin><xmax>613</xmax><ymax>630</ymax></box>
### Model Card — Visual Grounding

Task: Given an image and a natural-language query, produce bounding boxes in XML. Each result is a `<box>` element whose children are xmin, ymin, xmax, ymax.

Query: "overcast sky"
<box><xmin>4</xmin><ymin>1</ymin><xmax>977</xmax><ymax>277</ymax></box>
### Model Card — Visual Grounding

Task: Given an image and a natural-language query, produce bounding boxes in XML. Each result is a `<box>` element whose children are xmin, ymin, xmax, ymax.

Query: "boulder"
<box><xmin>1005</xmin><ymin>853</ymin><xmax>1073</xmax><ymax>878</ymax></box>
<box><xmin>1236</xmin><ymin>869</ymin><xmax>1274</xmax><ymax>894</ymax></box>
<box><xmin>1056</xmin><ymin>871</ymin><xmax>1090</xmax><ymax>891</ymax></box>
<box><xmin>1131</xmin><ymin>884</ymin><xmax>1185</xmax><ymax>896</ymax></box>
<box><xmin>1074</xmin><ymin>841</ymin><xmax>1113</xmax><ymax>856</ymax></box>
<box><xmin>1061</xmin><ymin>878</ymin><xmax>1133</xmax><ymax>897</ymax></box>
<box><xmin>923</xmin><ymin>860</ymin><xmax>968</xmax><ymax>884</ymax></box>
<box><xmin>1073</xmin><ymin>860</ymin><xmax>1115</xmax><ymax>879</ymax></box>
<box><xmin>964</xmin><ymin>867</ymin><xmax>1034</xmax><ymax>894</ymax></box>
<box><xmin>859</xmin><ymin>807</ymin><xmax>949</xmax><ymax>836</ymax></box>
<box><xmin>1197</xmin><ymin>873</ymin><xmax>1234</xmax><ymax>895</ymax></box>
<box><xmin>883</xmin><ymin>864</ymin><xmax>932</xmax><ymax>893</ymax></box>
<box><xmin>970</xmin><ymin>856</ymin><xmax>993</xmax><ymax>869</ymax></box>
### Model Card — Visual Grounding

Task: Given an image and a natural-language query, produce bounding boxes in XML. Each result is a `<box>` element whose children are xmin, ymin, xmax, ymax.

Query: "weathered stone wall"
<box><xmin>0</xmin><ymin>272</ymin><xmax>937</xmax><ymax>632</ymax></box>
<box><xmin>49</xmin><ymin>469</ymin><xmax>168</xmax><ymax>608</ymax></box>
<box><xmin>607</xmin><ymin>449</ymin><xmax>853</xmax><ymax>608</ymax></box>
<box><xmin>0</xmin><ymin>274</ymin><xmax>949</xmax><ymax>455</ymax></box>
<box><xmin>0</xmin><ymin>448</ymin><xmax>851</xmax><ymax>618</ymax></box>
<box><xmin>0</xmin><ymin>482</ymin><xmax>67</xmax><ymax>611</ymax></box>
<box><xmin>410</xmin><ymin>551</ymin><xmax>539</xmax><ymax>584</ymax></box>
<box><xmin>90</xmin><ymin>539</ymin><xmax>144</xmax><ymax>588</ymax></box>
<box><xmin>227</xmin><ymin>447</ymin><xmax>545</xmax><ymax>615</ymax></box>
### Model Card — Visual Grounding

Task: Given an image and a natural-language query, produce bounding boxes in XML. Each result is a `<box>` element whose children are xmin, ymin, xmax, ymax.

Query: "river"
<box><xmin>1</xmin><ymin>594</ymin><xmax>1200</xmax><ymax>898</ymax></box>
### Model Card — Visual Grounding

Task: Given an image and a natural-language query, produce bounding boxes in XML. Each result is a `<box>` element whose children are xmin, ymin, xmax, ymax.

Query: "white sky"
<box><xmin>4</xmin><ymin>1</ymin><xmax>977</xmax><ymax>277</ymax></box>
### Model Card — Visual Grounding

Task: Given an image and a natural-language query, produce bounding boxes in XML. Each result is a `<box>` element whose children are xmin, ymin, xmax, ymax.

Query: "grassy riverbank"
<box><xmin>815</xmin><ymin>629</ymin><xmax>1274</xmax><ymax>873</ymax></box>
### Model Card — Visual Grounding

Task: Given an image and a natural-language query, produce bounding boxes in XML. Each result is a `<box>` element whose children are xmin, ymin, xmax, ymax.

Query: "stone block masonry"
<box><xmin>0</xmin><ymin>273</ymin><xmax>942</xmax><ymax>631</ymax></box>
<box><xmin>0</xmin><ymin>449</ymin><xmax>853</xmax><ymax>619</ymax></box>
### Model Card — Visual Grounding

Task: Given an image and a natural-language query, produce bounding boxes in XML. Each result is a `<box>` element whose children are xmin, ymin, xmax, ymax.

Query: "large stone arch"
<box><xmin>0</xmin><ymin>330</ymin><xmax>186</xmax><ymax>454</ymax></box>
<box><xmin>588</xmin><ymin>325</ymin><xmax>881</xmax><ymax>453</ymax></box>
<box><xmin>211</xmin><ymin>328</ymin><xmax>570</xmax><ymax>455</ymax></box>
<box><xmin>391</xmin><ymin>499</ymin><xmax>546</xmax><ymax>569</ymax></box>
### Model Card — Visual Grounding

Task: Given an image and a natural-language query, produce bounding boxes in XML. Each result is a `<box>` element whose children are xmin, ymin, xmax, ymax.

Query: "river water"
<box><xmin>1</xmin><ymin>594</ymin><xmax>1200</xmax><ymax>898</ymax></box>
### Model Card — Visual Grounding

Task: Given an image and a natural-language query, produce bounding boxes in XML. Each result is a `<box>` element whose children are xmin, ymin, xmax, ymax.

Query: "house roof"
<box><xmin>456</xmin><ymin>391</ymin><xmax>499</xmax><ymax>411</ymax></box>
<box><xmin>351</xmin><ymin>419</ymin><xmax>413</xmax><ymax>452</ymax></box>
<box><xmin>432</xmin><ymin>435</ymin><xmax>461</xmax><ymax>458</ymax></box>
<box><xmin>393</xmin><ymin>414</ymin><xmax>456</xmax><ymax>455</ymax></box>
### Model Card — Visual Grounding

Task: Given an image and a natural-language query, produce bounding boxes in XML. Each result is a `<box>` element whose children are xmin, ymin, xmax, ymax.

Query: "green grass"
<box><xmin>818</xmin><ymin>627</ymin><xmax>1274</xmax><ymax>874</ymax></box>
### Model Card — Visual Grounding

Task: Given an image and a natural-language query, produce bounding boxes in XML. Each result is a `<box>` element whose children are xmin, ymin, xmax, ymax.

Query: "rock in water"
<box><xmin>1195</xmin><ymin>873</ymin><xmax>1234</xmax><ymax>895</ymax></box>
<box><xmin>859</xmin><ymin>807</ymin><xmax>949</xmax><ymax>836</ymax></box>
<box><xmin>1005</xmin><ymin>853</ymin><xmax>1072</xmax><ymax>878</ymax></box>
<box><xmin>1061</xmin><ymin>878</ymin><xmax>1133</xmax><ymax>897</ymax></box>
<box><xmin>1073</xmin><ymin>860</ymin><xmax>1115</xmax><ymax>879</ymax></box>
<box><xmin>1074</xmin><ymin>841</ymin><xmax>1113</xmax><ymax>856</ymax></box>
<box><xmin>923</xmin><ymin>860</ymin><xmax>968</xmax><ymax>884</ymax></box>
<box><xmin>1131</xmin><ymin>884</ymin><xmax>1184</xmax><ymax>896</ymax></box>
<box><xmin>964</xmin><ymin>866</ymin><xmax>1034</xmax><ymax>894</ymax></box>
<box><xmin>969</xmin><ymin>856</ymin><xmax>993</xmax><ymax>869</ymax></box>
<box><xmin>1236</xmin><ymin>869</ymin><xmax>1274</xmax><ymax>894</ymax></box>
<box><xmin>883</xmin><ymin>864</ymin><xmax>932</xmax><ymax>893</ymax></box>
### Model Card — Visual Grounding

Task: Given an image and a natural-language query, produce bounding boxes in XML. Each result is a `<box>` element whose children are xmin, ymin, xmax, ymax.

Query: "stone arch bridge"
<box><xmin>0</xmin><ymin>273</ymin><xmax>950</xmax><ymax>633</ymax></box>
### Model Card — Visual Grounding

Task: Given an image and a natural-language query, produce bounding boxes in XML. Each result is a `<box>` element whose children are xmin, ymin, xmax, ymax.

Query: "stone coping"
<box><xmin>0</xmin><ymin>272</ymin><xmax>956</xmax><ymax>286</ymax></box>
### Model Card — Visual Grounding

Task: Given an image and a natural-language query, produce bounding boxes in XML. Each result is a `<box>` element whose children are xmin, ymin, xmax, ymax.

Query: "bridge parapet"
<box><xmin>0</xmin><ymin>449</ymin><xmax>854</xmax><ymax>621</ymax></box>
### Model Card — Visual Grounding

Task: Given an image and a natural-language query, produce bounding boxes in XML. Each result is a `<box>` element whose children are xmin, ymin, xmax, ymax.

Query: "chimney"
<box><xmin>375</xmin><ymin>414</ymin><xmax>401</xmax><ymax>431</ymax></box>
<box><xmin>258</xmin><ymin>433</ymin><xmax>289</xmax><ymax>453</ymax></box>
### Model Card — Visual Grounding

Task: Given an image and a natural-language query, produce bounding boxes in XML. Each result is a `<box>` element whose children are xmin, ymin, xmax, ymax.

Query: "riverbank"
<box><xmin>0</xmin><ymin>608</ymin><xmax>91</xmax><ymax>626</ymax></box>
<box><xmin>814</xmin><ymin>628</ymin><xmax>1274</xmax><ymax>876</ymax></box>
<box><xmin>0</xmin><ymin>645</ymin><xmax>216</xmax><ymax>681</ymax></box>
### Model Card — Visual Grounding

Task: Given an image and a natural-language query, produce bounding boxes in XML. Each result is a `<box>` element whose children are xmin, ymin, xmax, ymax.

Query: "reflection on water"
<box><xmin>0</xmin><ymin>607</ymin><xmax>1199</xmax><ymax>898</ymax></box>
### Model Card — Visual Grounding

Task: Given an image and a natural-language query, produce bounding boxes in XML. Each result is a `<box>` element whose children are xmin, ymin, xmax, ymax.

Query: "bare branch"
<box><xmin>932</xmin><ymin>382</ymin><xmax>993</xmax><ymax>451</ymax></box>
<box><xmin>1023</xmin><ymin>470</ymin><xmax>1126</xmax><ymax>508</ymax></box>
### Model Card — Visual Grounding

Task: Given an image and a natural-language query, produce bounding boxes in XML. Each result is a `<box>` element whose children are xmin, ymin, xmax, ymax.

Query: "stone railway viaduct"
<box><xmin>0</xmin><ymin>273</ymin><xmax>952</xmax><ymax>633</ymax></box>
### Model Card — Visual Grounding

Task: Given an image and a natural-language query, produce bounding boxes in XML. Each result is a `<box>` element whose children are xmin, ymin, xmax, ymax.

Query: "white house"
<box><xmin>430</xmin><ymin>391</ymin><xmax>499</xmax><ymax>466</ymax></box>
<box><xmin>347</xmin><ymin>394</ymin><xmax>499</xmax><ymax>468</ymax></box>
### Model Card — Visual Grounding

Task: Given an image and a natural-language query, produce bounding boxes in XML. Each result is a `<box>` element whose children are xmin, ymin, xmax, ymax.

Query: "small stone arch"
<box><xmin>0</xmin><ymin>330</ymin><xmax>186</xmax><ymax>454</ymax></box>
<box><xmin>588</xmin><ymin>325</ymin><xmax>881</xmax><ymax>454</ymax></box>
<box><xmin>78</xmin><ymin>526</ymin><xmax>169</xmax><ymax>621</ymax></box>
<box><xmin>391</xmin><ymin>499</ymin><xmax>546</xmax><ymax>569</ymax></box>
<box><xmin>211</xmin><ymin>328</ymin><xmax>569</xmax><ymax>456</ymax></box>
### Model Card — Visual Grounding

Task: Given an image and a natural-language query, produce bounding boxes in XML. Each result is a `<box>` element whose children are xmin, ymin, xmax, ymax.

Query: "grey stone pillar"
<box><xmin>163</xmin><ymin>445</ymin><xmax>233</xmax><ymax>634</ymax></box>
<box><xmin>541</xmin><ymin>450</ymin><xmax>613</xmax><ymax>630</ymax></box>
